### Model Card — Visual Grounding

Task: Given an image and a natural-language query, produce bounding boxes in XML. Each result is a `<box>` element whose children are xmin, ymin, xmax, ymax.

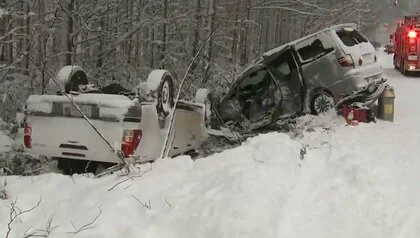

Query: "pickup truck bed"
<box><xmin>24</xmin><ymin>93</ymin><xmax>208</xmax><ymax>173</ymax></box>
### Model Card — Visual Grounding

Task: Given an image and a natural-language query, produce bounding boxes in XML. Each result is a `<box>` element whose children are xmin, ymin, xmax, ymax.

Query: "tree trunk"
<box><xmin>191</xmin><ymin>0</ymin><xmax>201</xmax><ymax>71</ymax></box>
<box><xmin>96</xmin><ymin>9</ymin><xmax>105</xmax><ymax>69</ymax></box>
<box><xmin>134</xmin><ymin>0</ymin><xmax>142</xmax><ymax>67</ymax></box>
<box><xmin>149</xmin><ymin>27</ymin><xmax>155</xmax><ymax>68</ymax></box>
<box><xmin>38</xmin><ymin>0</ymin><xmax>47</xmax><ymax>94</ymax></box>
<box><xmin>239</xmin><ymin>0</ymin><xmax>250</xmax><ymax>67</ymax></box>
<box><xmin>23</xmin><ymin>0</ymin><xmax>31</xmax><ymax>77</ymax></box>
<box><xmin>7</xmin><ymin>15</ymin><xmax>13</xmax><ymax>64</ymax></box>
<box><xmin>0</xmin><ymin>0</ymin><xmax>5</xmax><ymax>62</ymax></box>
<box><xmin>202</xmin><ymin>0</ymin><xmax>216</xmax><ymax>84</ymax></box>
<box><xmin>64</xmin><ymin>0</ymin><xmax>74</xmax><ymax>65</ymax></box>
<box><xmin>231</xmin><ymin>2</ymin><xmax>239</xmax><ymax>67</ymax></box>
<box><xmin>159</xmin><ymin>0</ymin><xmax>168</xmax><ymax>67</ymax></box>
<box><xmin>127</xmin><ymin>0</ymin><xmax>134</xmax><ymax>64</ymax></box>
<box><xmin>257</xmin><ymin>9</ymin><xmax>264</xmax><ymax>55</ymax></box>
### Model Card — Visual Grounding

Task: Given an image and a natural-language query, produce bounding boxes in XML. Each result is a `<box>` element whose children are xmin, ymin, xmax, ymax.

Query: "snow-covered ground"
<box><xmin>1</xmin><ymin>51</ymin><xmax>420</xmax><ymax>238</ymax></box>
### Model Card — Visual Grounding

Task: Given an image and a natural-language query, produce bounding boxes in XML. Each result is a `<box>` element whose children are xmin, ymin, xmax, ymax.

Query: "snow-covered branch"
<box><xmin>6</xmin><ymin>198</ymin><xmax>42</xmax><ymax>238</ymax></box>
<box><xmin>66</xmin><ymin>207</ymin><xmax>102</xmax><ymax>235</ymax></box>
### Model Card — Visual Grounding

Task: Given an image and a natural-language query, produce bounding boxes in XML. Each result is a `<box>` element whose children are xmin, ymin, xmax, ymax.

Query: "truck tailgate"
<box><xmin>25</xmin><ymin>93</ymin><xmax>140</xmax><ymax>163</ymax></box>
<box><xmin>28</xmin><ymin>117</ymin><xmax>125</xmax><ymax>163</ymax></box>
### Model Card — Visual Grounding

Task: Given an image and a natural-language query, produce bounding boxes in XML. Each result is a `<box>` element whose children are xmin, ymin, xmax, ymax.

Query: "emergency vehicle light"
<box><xmin>408</xmin><ymin>30</ymin><xmax>417</xmax><ymax>38</ymax></box>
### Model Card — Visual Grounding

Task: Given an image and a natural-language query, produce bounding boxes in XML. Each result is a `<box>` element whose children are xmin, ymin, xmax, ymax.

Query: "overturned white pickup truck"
<box><xmin>23</xmin><ymin>66</ymin><xmax>210</xmax><ymax>174</ymax></box>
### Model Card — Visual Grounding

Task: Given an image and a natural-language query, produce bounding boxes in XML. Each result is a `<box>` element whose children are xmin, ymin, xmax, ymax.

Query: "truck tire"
<box><xmin>393</xmin><ymin>56</ymin><xmax>399</xmax><ymax>70</ymax></box>
<box><xmin>146</xmin><ymin>70</ymin><xmax>175</xmax><ymax>119</ymax></box>
<box><xmin>194</xmin><ymin>88</ymin><xmax>213</xmax><ymax>128</ymax></box>
<box><xmin>401</xmin><ymin>61</ymin><xmax>408</xmax><ymax>76</ymax></box>
<box><xmin>52</xmin><ymin>65</ymin><xmax>88</xmax><ymax>94</ymax></box>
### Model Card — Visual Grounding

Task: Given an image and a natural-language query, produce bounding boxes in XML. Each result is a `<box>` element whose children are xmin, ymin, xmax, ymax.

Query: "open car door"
<box><xmin>215</xmin><ymin>45</ymin><xmax>305</xmax><ymax>134</ymax></box>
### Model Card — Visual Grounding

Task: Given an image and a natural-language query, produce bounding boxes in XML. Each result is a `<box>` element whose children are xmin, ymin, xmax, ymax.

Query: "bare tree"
<box><xmin>0</xmin><ymin>0</ymin><xmax>387</xmax><ymax>122</ymax></box>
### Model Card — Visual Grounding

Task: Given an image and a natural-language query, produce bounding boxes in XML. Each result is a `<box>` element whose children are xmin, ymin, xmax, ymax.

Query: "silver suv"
<box><xmin>216</xmin><ymin>23</ymin><xmax>383</xmax><ymax>129</ymax></box>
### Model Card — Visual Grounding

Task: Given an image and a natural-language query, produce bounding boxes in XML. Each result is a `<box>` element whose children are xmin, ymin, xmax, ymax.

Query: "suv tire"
<box><xmin>310</xmin><ymin>90</ymin><xmax>335</xmax><ymax>115</ymax></box>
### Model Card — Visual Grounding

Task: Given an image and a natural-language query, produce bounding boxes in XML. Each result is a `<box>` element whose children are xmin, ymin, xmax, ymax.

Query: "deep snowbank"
<box><xmin>281</xmin><ymin>119</ymin><xmax>420</xmax><ymax>238</ymax></box>
<box><xmin>2</xmin><ymin>113</ymin><xmax>420</xmax><ymax>238</ymax></box>
<box><xmin>0</xmin><ymin>133</ymin><xmax>304</xmax><ymax>238</ymax></box>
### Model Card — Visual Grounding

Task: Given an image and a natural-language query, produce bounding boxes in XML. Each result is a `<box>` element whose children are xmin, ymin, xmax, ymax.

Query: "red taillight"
<box><xmin>408</xmin><ymin>30</ymin><xmax>417</xmax><ymax>38</ymax></box>
<box><xmin>121</xmin><ymin>129</ymin><xmax>142</xmax><ymax>157</ymax></box>
<box><xmin>24</xmin><ymin>122</ymin><xmax>32</xmax><ymax>148</ymax></box>
<box><xmin>338</xmin><ymin>54</ymin><xmax>355</xmax><ymax>67</ymax></box>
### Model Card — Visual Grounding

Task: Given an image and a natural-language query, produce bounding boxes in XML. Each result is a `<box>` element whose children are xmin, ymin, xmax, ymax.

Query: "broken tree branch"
<box><xmin>159</xmin><ymin>30</ymin><xmax>218</xmax><ymax>159</ymax></box>
<box><xmin>131</xmin><ymin>195</ymin><xmax>151</xmax><ymax>210</ymax></box>
<box><xmin>23</xmin><ymin>216</ymin><xmax>60</xmax><ymax>238</ymax></box>
<box><xmin>6</xmin><ymin>198</ymin><xmax>42</xmax><ymax>238</ymax></box>
<box><xmin>66</xmin><ymin>207</ymin><xmax>102</xmax><ymax>235</ymax></box>
<box><xmin>108</xmin><ymin>163</ymin><xmax>153</xmax><ymax>191</ymax></box>
<box><xmin>164</xmin><ymin>198</ymin><xmax>172</xmax><ymax>208</ymax></box>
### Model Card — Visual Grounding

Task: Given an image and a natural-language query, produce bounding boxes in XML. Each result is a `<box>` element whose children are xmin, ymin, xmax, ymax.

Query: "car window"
<box><xmin>335</xmin><ymin>28</ymin><xmax>368</xmax><ymax>47</ymax></box>
<box><xmin>295</xmin><ymin>33</ymin><xmax>335</xmax><ymax>62</ymax></box>
<box><xmin>239</xmin><ymin>69</ymin><xmax>268</xmax><ymax>90</ymax></box>
<box><xmin>267</xmin><ymin>50</ymin><xmax>296</xmax><ymax>80</ymax></box>
<box><xmin>276</xmin><ymin>61</ymin><xmax>291</xmax><ymax>76</ymax></box>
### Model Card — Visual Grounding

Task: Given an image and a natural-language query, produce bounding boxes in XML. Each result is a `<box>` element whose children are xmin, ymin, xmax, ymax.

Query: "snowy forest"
<box><xmin>0</xmin><ymin>0</ymin><xmax>417</xmax><ymax>122</ymax></box>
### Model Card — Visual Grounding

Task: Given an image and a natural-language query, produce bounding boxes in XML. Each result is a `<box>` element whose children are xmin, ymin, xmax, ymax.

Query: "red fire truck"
<box><xmin>392</xmin><ymin>15</ymin><xmax>420</xmax><ymax>75</ymax></box>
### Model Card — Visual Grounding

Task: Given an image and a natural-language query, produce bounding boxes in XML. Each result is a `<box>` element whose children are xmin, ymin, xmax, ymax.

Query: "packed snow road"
<box><xmin>1</xmin><ymin>51</ymin><xmax>420</xmax><ymax>238</ymax></box>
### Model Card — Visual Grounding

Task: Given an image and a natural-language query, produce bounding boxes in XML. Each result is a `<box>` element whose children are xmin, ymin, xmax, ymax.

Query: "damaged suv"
<box><xmin>215</xmin><ymin>23</ymin><xmax>384</xmax><ymax>132</ymax></box>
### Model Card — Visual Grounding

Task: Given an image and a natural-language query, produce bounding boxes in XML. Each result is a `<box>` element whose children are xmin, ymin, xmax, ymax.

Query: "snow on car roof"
<box><xmin>262</xmin><ymin>23</ymin><xmax>358</xmax><ymax>59</ymax></box>
<box><xmin>26</xmin><ymin>94</ymin><xmax>137</xmax><ymax>120</ymax></box>
<box><xmin>28</xmin><ymin>93</ymin><xmax>134</xmax><ymax>106</ymax></box>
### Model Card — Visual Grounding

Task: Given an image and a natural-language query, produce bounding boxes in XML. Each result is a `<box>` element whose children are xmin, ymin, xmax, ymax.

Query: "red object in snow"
<box><xmin>342</xmin><ymin>105</ymin><xmax>369</xmax><ymax>123</ymax></box>
<box><xmin>24</xmin><ymin>122</ymin><xmax>32</xmax><ymax>148</ymax></box>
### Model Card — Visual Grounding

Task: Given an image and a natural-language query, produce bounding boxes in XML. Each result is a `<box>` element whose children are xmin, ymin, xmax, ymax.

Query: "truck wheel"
<box><xmin>310</xmin><ymin>90</ymin><xmax>335</xmax><ymax>115</ymax></box>
<box><xmin>393</xmin><ymin>55</ymin><xmax>399</xmax><ymax>70</ymax></box>
<box><xmin>53</xmin><ymin>65</ymin><xmax>88</xmax><ymax>93</ymax></box>
<box><xmin>194</xmin><ymin>88</ymin><xmax>213</xmax><ymax>128</ymax></box>
<box><xmin>401</xmin><ymin>61</ymin><xmax>408</xmax><ymax>76</ymax></box>
<box><xmin>155</xmin><ymin>73</ymin><xmax>175</xmax><ymax>119</ymax></box>
<box><xmin>393</xmin><ymin>59</ymin><xmax>398</xmax><ymax>70</ymax></box>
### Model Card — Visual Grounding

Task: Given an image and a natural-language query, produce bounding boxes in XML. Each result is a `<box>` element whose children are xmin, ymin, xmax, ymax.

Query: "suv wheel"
<box><xmin>310</xmin><ymin>91</ymin><xmax>335</xmax><ymax>115</ymax></box>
